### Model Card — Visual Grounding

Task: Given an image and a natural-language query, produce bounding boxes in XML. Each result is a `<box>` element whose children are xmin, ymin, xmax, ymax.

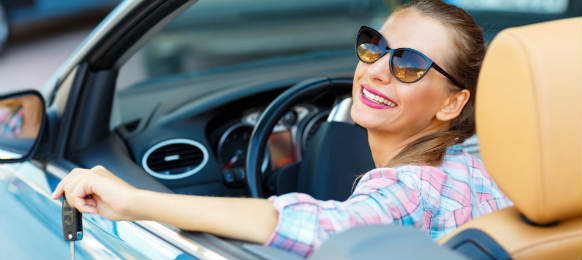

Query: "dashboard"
<box><xmin>111</xmin><ymin>52</ymin><xmax>355</xmax><ymax>197</ymax></box>
<box><xmin>117</xmin><ymin>80</ymin><xmax>338</xmax><ymax>197</ymax></box>
<box><xmin>215</xmin><ymin>105</ymin><xmax>329</xmax><ymax>188</ymax></box>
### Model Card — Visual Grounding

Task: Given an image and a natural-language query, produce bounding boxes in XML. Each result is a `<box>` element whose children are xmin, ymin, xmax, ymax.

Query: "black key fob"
<box><xmin>62</xmin><ymin>196</ymin><xmax>83</xmax><ymax>241</ymax></box>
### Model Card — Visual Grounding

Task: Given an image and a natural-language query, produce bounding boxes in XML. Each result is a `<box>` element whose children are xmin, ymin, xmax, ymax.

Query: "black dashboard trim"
<box><xmin>157</xmin><ymin>78</ymin><xmax>302</xmax><ymax>126</ymax></box>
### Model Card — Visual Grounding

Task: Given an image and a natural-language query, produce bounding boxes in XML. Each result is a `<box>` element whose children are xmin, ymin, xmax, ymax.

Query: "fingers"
<box><xmin>53</xmin><ymin>168</ymin><xmax>92</xmax><ymax>210</ymax></box>
<box><xmin>51</xmin><ymin>168</ymin><xmax>85</xmax><ymax>200</ymax></box>
<box><xmin>68</xmin><ymin>175</ymin><xmax>94</xmax><ymax>205</ymax></box>
<box><xmin>64</xmin><ymin>172</ymin><xmax>99</xmax><ymax>214</ymax></box>
<box><xmin>50</xmin><ymin>165</ymin><xmax>132</xmax><ymax>218</ymax></box>
<box><xmin>51</xmin><ymin>179</ymin><xmax>65</xmax><ymax>200</ymax></box>
<box><xmin>51</xmin><ymin>166</ymin><xmax>108</xmax><ymax>200</ymax></box>
<box><xmin>75</xmin><ymin>197</ymin><xmax>98</xmax><ymax>214</ymax></box>
<box><xmin>84</xmin><ymin>198</ymin><xmax>97</xmax><ymax>208</ymax></box>
<box><xmin>51</xmin><ymin>168</ymin><xmax>97</xmax><ymax>207</ymax></box>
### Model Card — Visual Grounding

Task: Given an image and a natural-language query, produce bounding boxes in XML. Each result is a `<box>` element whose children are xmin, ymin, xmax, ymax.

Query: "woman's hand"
<box><xmin>51</xmin><ymin>165</ymin><xmax>139</xmax><ymax>221</ymax></box>
<box><xmin>51</xmin><ymin>166</ymin><xmax>279</xmax><ymax>244</ymax></box>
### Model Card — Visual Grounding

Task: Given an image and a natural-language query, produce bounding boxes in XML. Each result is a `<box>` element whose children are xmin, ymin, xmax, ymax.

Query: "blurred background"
<box><xmin>0</xmin><ymin>0</ymin><xmax>579</xmax><ymax>93</ymax></box>
<box><xmin>0</xmin><ymin>0</ymin><xmax>120</xmax><ymax>91</ymax></box>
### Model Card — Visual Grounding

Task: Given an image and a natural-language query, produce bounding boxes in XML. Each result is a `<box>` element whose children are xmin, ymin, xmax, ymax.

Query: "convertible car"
<box><xmin>0</xmin><ymin>0</ymin><xmax>580</xmax><ymax>259</ymax></box>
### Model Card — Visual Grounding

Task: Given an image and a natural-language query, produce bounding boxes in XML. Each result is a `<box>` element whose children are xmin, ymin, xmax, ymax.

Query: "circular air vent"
<box><xmin>142</xmin><ymin>138</ymin><xmax>208</xmax><ymax>180</ymax></box>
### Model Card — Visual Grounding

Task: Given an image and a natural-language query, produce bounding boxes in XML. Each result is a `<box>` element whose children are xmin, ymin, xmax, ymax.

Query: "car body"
<box><xmin>0</xmin><ymin>0</ymin><xmax>579</xmax><ymax>259</ymax></box>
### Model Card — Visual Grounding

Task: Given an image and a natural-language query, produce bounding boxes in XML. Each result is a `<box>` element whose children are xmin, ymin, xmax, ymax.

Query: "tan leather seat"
<box><xmin>438</xmin><ymin>18</ymin><xmax>582</xmax><ymax>260</ymax></box>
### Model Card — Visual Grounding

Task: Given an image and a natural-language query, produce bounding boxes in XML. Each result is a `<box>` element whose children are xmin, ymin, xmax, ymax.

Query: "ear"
<box><xmin>436</xmin><ymin>89</ymin><xmax>470</xmax><ymax>122</ymax></box>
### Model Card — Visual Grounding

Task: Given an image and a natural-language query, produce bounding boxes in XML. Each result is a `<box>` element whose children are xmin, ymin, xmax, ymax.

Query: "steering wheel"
<box><xmin>245</xmin><ymin>77</ymin><xmax>354</xmax><ymax>198</ymax></box>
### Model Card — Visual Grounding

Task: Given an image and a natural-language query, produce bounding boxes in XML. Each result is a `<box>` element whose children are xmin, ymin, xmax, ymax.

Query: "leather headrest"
<box><xmin>476</xmin><ymin>18</ymin><xmax>582</xmax><ymax>224</ymax></box>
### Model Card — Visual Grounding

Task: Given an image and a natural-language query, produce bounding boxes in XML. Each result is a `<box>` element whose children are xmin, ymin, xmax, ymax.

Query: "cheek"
<box><xmin>354</xmin><ymin>62</ymin><xmax>366</xmax><ymax>78</ymax></box>
<box><xmin>400</xmin><ymin>84</ymin><xmax>445</xmax><ymax>119</ymax></box>
<box><xmin>353</xmin><ymin>62</ymin><xmax>370</xmax><ymax>84</ymax></box>
<box><xmin>352</xmin><ymin>63</ymin><xmax>366</xmax><ymax>98</ymax></box>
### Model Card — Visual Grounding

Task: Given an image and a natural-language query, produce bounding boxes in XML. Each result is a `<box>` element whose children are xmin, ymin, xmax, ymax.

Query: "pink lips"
<box><xmin>359</xmin><ymin>84</ymin><xmax>397</xmax><ymax>110</ymax></box>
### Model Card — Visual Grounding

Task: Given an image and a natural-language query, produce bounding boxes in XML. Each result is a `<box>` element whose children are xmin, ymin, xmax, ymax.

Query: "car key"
<box><xmin>62</xmin><ymin>195</ymin><xmax>83</xmax><ymax>260</ymax></box>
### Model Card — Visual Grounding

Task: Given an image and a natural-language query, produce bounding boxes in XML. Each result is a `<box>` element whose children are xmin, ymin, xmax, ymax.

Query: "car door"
<box><xmin>1</xmin><ymin>0</ymin><xmax>465</xmax><ymax>259</ymax></box>
<box><xmin>0</xmin><ymin>155</ymin><xmax>183</xmax><ymax>259</ymax></box>
<box><xmin>1</xmin><ymin>0</ymin><xmax>268</xmax><ymax>258</ymax></box>
<box><xmin>0</xmin><ymin>0</ymin><xmax>202</xmax><ymax>259</ymax></box>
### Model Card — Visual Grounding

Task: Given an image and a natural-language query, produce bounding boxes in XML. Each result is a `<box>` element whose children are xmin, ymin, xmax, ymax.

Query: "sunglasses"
<box><xmin>356</xmin><ymin>26</ymin><xmax>465</xmax><ymax>89</ymax></box>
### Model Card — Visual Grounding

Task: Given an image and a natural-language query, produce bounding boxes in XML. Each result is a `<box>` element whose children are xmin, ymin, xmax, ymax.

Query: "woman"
<box><xmin>51</xmin><ymin>0</ymin><xmax>511</xmax><ymax>257</ymax></box>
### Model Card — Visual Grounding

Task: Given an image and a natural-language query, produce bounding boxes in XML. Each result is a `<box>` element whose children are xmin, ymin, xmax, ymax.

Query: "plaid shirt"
<box><xmin>265</xmin><ymin>145</ymin><xmax>512</xmax><ymax>257</ymax></box>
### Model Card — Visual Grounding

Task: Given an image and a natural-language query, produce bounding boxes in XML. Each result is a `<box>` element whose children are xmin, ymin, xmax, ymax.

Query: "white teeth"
<box><xmin>362</xmin><ymin>88</ymin><xmax>395</xmax><ymax>106</ymax></box>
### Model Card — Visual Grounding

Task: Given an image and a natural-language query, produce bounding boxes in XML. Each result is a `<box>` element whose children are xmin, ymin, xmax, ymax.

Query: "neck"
<box><xmin>367</xmin><ymin>123</ymin><xmax>447</xmax><ymax>168</ymax></box>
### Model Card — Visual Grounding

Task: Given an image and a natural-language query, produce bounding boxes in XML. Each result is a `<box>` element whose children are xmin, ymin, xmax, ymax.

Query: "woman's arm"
<box><xmin>131</xmin><ymin>190</ymin><xmax>278</xmax><ymax>243</ymax></box>
<box><xmin>51</xmin><ymin>166</ymin><xmax>278</xmax><ymax>244</ymax></box>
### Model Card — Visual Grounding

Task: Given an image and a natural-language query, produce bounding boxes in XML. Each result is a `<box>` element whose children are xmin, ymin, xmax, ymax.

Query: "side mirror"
<box><xmin>0</xmin><ymin>90</ymin><xmax>45</xmax><ymax>162</ymax></box>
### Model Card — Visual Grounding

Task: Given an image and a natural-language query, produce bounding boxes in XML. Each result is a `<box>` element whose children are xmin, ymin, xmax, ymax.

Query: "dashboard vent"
<box><xmin>142</xmin><ymin>139</ymin><xmax>208</xmax><ymax>180</ymax></box>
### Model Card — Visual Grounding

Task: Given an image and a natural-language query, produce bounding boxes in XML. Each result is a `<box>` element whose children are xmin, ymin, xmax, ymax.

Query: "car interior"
<box><xmin>54</xmin><ymin>0</ymin><xmax>387</xmax><ymax>201</ymax></box>
<box><xmin>27</xmin><ymin>0</ymin><xmax>580</xmax><ymax>259</ymax></box>
<box><xmin>437</xmin><ymin>17</ymin><xmax>582</xmax><ymax>260</ymax></box>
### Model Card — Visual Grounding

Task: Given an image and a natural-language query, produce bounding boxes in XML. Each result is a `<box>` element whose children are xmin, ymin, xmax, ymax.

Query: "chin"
<box><xmin>350</xmin><ymin>103</ymin><xmax>391</xmax><ymax>131</ymax></box>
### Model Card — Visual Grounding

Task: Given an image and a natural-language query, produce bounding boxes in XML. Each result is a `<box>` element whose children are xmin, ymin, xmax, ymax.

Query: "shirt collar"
<box><xmin>446</xmin><ymin>144</ymin><xmax>463</xmax><ymax>155</ymax></box>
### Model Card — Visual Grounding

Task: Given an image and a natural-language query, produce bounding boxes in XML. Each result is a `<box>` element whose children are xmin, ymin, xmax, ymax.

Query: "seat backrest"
<box><xmin>439</xmin><ymin>17</ymin><xmax>582</xmax><ymax>260</ymax></box>
<box><xmin>478</xmin><ymin>17</ymin><xmax>581</xmax><ymax>224</ymax></box>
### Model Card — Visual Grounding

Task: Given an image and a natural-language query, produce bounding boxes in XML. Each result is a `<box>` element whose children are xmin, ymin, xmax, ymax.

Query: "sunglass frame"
<box><xmin>356</xmin><ymin>26</ymin><xmax>466</xmax><ymax>89</ymax></box>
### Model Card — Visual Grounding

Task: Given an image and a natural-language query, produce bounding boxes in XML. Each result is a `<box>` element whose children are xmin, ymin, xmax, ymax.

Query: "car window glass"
<box><xmin>113</xmin><ymin>0</ymin><xmax>392</xmax><ymax>128</ymax></box>
<box><xmin>112</xmin><ymin>0</ymin><xmax>580</xmax><ymax>131</ymax></box>
<box><xmin>444</xmin><ymin>0</ymin><xmax>568</xmax><ymax>14</ymax></box>
<box><xmin>117</xmin><ymin>0</ymin><xmax>391</xmax><ymax>90</ymax></box>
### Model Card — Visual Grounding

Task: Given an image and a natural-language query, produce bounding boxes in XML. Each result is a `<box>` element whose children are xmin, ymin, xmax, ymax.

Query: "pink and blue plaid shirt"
<box><xmin>265</xmin><ymin>145</ymin><xmax>512</xmax><ymax>257</ymax></box>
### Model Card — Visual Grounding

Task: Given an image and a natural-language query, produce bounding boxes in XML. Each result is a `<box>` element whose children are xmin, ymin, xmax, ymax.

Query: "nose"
<box><xmin>366</xmin><ymin>52</ymin><xmax>393</xmax><ymax>84</ymax></box>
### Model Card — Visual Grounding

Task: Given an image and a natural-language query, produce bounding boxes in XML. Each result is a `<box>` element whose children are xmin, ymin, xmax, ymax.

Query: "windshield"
<box><xmin>117</xmin><ymin>0</ymin><xmax>391</xmax><ymax>89</ymax></box>
<box><xmin>114</xmin><ymin>0</ymin><xmax>579</xmax><ymax>130</ymax></box>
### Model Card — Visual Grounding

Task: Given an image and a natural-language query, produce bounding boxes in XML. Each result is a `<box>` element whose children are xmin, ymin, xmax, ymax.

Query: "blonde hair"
<box><xmin>385</xmin><ymin>0</ymin><xmax>485</xmax><ymax>168</ymax></box>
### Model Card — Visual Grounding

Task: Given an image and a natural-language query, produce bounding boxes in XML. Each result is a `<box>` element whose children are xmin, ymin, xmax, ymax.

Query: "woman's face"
<box><xmin>351</xmin><ymin>9</ymin><xmax>457</xmax><ymax>137</ymax></box>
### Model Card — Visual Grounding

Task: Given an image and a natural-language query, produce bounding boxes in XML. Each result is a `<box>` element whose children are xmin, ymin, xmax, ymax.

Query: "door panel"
<box><xmin>0</xmin><ymin>164</ymin><xmax>68</xmax><ymax>259</ymax></box>
<box><xmin>0</xmin><ymin>162</ymin><xmax>184</xmax><ymax>259</ymax></box>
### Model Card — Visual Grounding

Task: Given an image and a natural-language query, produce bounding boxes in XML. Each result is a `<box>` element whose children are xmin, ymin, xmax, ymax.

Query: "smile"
<box><xmin>359</xmin><ymin>85</ymin><xmax>397</xmax><ymax>109</ymax></box>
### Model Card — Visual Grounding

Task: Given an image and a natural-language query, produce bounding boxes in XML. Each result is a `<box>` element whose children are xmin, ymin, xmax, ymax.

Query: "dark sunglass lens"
<box><xmin>391</xmin><ymin>49</ymin><xmax>429</xmax><ymax>82</ymax></box>
<box><xmin>356</xmin><ymin>28</ymin><xmax>386</xmax><ymax>63</ymax></box>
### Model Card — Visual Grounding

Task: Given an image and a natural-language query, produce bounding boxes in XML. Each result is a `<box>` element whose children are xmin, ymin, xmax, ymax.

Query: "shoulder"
<box><xmin>440</xmin><ymin>149</ymin><xmax>495</xmax><ymax>186</ymax></box>
<box><xmin>353</xmin><ymin>164</ymin><xmax>446</xmax><ymax>195</ymax></box>
<box><xmin>356</xmin><ymin>146</ymin><xmax>486</xmax><ymax>189</ymax></box>
<box><xmin>441</xmin><ymin>148</ymin><xmax>511</xmax><ymax>206</ymax></box>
